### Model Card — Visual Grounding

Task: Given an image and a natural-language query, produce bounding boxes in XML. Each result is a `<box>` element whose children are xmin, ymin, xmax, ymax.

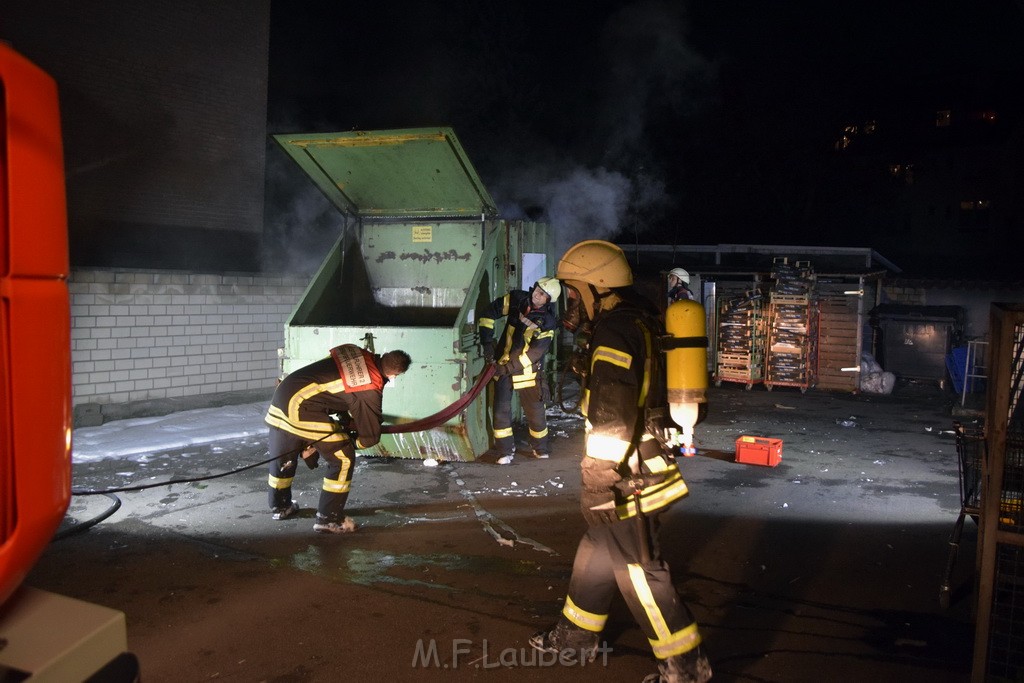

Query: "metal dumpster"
<box><xmin>273</xmin><ymin>127</ymin><xmax>553</xmax><ymax>461</ymax></box>
<box><xmin>870</xmin><ymin>304</ymin><xmax>964</xmax><ymax>388</ymax></box>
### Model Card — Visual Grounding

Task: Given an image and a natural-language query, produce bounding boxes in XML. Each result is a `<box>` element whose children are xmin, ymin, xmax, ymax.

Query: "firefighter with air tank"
<box><xmin>529</xmin><ymin>240</ymin><xmax>712</xmax><ymax>683</ymax></box>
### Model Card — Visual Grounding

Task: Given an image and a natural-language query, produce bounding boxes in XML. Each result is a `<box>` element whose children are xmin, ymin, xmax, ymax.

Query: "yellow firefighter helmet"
<box><xmin>556</xmin><ymin>240</ymin><xmax>633</xmax><ymax>289</ymax></box>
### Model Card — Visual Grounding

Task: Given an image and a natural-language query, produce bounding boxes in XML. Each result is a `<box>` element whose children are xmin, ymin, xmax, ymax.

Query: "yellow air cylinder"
<box><xmin>665</xmin><ymin>299</ymin><xmax>708</xmax><ymax>455</ymax></box>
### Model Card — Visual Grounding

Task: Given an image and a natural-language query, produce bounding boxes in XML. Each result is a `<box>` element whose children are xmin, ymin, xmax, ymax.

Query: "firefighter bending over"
<box><xmin>478</xmin><ymin>277</ymin><xmax>561</xmax><ymax>464</ymax></box>
<box><xmin>530</xmin><ymin>240</ymin><xmax>712</xmax><ymax>683</ymax></box>
<box><xmin>264</xmin><ymin>345</ymin><xmax>411</xmax><ymax>534</ymax></box>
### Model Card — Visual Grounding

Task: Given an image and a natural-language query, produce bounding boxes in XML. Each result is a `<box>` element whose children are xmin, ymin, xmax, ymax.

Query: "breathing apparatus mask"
<box><xmin>560</xmin><ymin>282</ymin><xmax>596</xmax><ymax>380</ymax></box>
<box><xmin>561</xmin><ymin>283</ymin><xmax>584</xmax><ymax>333</ymax></box>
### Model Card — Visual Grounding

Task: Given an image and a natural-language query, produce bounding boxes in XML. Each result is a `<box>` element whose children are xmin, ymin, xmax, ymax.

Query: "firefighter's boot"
<box><xmin>480</xmin><ymin>447</ymin><xmax>514</xmax><ymax>465</ymax></box>
<box><xmin>528</xmin><ymin>618</ymin><xmax>599</xmax><ymax>663</ymax></box>
<box><xmin>641</xmin><ymin>648</ymin><xmax>712</xmax><ymax>683</ymax></box>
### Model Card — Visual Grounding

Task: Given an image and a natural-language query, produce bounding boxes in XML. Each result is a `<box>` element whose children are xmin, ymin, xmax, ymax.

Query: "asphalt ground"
<box><xmin>23</xmin><ymin>380</ymin><xmax>979</xmax><ymax>682</ymax></box>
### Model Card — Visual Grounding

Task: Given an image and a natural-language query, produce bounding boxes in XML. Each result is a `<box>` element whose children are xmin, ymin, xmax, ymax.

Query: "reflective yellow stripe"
<box><xmin>628</xmin><ymin>563</ymin><xmax>670</xmax><ymax>641</ymax></box>
<box><xmin>498</xmin><ymin>325</ymin><xmax>515</xmax><ymax>363</ymax></box>
<box><xmin>479</xmin><ymin>318</ymin><xmax>495</xmax><ymax>329</ymax></box>
<box><xmin>268</xmin><ymin>475</ymin><xmax>293</xmax><ymax>489</ymax></box>
<box><xmin>512</xmin><ymin>375</ymin><xmax>537</xmax><ymax>389</ymax></box>
<box><xmin>266</xmin><ymin>393</ymin><xmax>351</xmax><ymax>442</ymax></box>
<box><xmin>592</xmin><ymin>345</ymin><xmax>632</xmax><ymax>370</ymax></box>
<box><xmin>516</xmin><ymin>349</ymin><xmax>533</xmax><ymax>370</ymax></box>
<box><xmin>289</xmin><ymin>379</ymin><xmax>346</xmax><ymax>424</ymax></box>
<box><xmin>616</xmin><ymin>473</ymin><xmax>689</xmax><ymax>518</ymax></box>
<box><xmin>562</xmin><ymin>596</ymin><xmax>607</xmax><ymax>632</ymax></box>
<box><xmin>500</xmin><ymin>294</ymin><xmax>510</xmax><ymax>315</ymax></box>
<box><xmin>585</xmin><ymin>434</ymin><xmax>630</xmax><ymax>462</ymax></box>
<box><xmin>322</xmin><ymin>449</ymin><xmax>352</xmax><ymax>494</ymax></box>
<box><xmin>529</xmin><ymin>426</ymin><xmax>548</xmax><ymax>439</ymax></box>
<box><xmin>510</xmin><ymin>331</ymin><xmax>539</xmax><ymax>388</ymax></box>
<box><xmin>652</xmin><ymin>623</ymin><xmax>702</xmax><ymax>659</ymax></box>
<box><xmin>323</xmin><ymin>477</ymin><xmax>350</xmax><ymax>494</ymax></box>
<box><xmin>265</xmin><ymin>412</ymin><xmax>349</xmax><ymax>443</ymax></box>
<box><xmin>494</xmin><ymin>427</ymin><xmax>514</xmax><ymax>439</ymax></box>
<box><xmin>626</xmin><ymin>564</ymin><xmax>702</xmax><ymax>658</ymax></box>
<box><xmin>644</xmin><ymin>454</ymin><xmax>670</xmax><ymax>473</ymax></box>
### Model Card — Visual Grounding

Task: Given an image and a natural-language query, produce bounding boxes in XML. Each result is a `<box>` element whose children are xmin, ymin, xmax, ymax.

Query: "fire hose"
<box><xmin>382</xmin><ymin>362</ymin><xmax>496</xmax><ymax>433</ymax></box>
<box><xmin>68</xmin><ymin>363</ymin><xmax>497</xmax><ymax>497</ymax></box>
<box><xmin>59</xmin><ymin>363</ymin><xmax>499</xmax><ymax>538</ymax></box>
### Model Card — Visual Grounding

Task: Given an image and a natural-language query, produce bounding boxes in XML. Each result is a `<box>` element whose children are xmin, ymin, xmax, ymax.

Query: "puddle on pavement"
<box><xmin>286</xmin><ymin>546</ymin><xmax>563</xmax><ymax>592</ymax></box>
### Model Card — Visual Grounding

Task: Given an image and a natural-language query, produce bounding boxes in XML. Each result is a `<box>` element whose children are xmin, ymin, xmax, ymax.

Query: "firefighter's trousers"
<box><xmin>491</xmin><ymin>375</ymin><xmax>549</xmax><ymax>455</ymax></box>
<box><xmin>267</xmin><ymin>427</ymin><xmax>356</xmax><ymax>521</ymax></box>
<box><xmin>560</xmin><ymin>513</ymin><xmax>703</xmax><ymax>660</ymax></box>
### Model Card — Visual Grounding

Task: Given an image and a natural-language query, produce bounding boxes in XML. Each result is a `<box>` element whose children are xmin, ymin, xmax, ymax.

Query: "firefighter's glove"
<box><xmin>482</xmin><ymin>341</ymin><xmax>496</xmax><ymax>363</ymax></box>
<box><xmin>580</xmin><ymin>457</ymin><xmax>624</xmax><ymax>525</ymax></box>
<box><xmin>493</xmin><ymin>362</ymin><xmax>512</xmax><ymax>378</ymax></box>
<box><xmin>301</xmin><ymin>446</ymin><xmax>320</xmax><ymax>470</ymax></box>
<box><xmin>567</xmin><ymin>349</ymin><xmax>589</xmax><ymax>378</ymax></box>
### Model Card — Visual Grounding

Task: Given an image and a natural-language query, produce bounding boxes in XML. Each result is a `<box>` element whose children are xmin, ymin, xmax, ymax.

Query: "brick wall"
<box><xmin>880</xmin><ymin>284</ymin><xmax>927</xmax><ymax>305</ymax></box>
<box><xmin>2</xmin><ymin>1</ymin><xmax>271</xmax><ymax>270</ymax></box>
<box><xmin>70</xmin><ymin>268</ymin><xmax>307</xmax><ymax>424</ymax></box>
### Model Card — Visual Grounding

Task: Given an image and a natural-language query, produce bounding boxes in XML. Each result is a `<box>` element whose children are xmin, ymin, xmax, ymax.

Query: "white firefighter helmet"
<box><xmin>534</xmin><ymin>276</ymin><xmax>561</xmax><ymax>302</ymax></box>
<box><xmin>669</xmin><ymin>267</ymin><xmax>691</xmax><ymax>285</ymax></box>
<box><xmin>556</xmin><ymin>240</ymin><xmax>633</xmax><ymax>322</ymax></box>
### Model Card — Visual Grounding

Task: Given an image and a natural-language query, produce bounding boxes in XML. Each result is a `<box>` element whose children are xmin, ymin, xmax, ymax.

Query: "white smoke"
<box><xmin>597</xmin><ymin>1</ymin><xmax>716</xmax><ymax>167</ymax></box>
<box><xmin>261</xmin><ymin>146</ymin><xmax>345</xmax><ymax>274</ymax></box>
<box><xmin>486</xmin><ymin>1</ymin><xmax>710</xmax><ymax>256</ymax></box>
<box><xmin>492</xmin><ymin>164</ymin><xmax>632</xmax><ymax>255</ymax></box>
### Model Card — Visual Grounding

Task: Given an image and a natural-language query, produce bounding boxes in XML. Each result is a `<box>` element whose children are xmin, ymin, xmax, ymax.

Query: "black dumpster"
<box><xmin>870</xmin><ymin>304</ymin><xmax>964</xmax><ymax>388</ymax></box>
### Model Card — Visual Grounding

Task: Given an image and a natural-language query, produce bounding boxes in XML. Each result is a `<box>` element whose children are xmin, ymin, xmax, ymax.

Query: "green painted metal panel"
<box><xmin>273</xmin><ymin>128</ymin><xmax>497</xmax><ymax>219</ymax></box>
<box><xmin>282</xmin><ymin>324</ymin><xmax>486</xmax><ymax>461</ymax></box>
<box><xmin>274</xmin><ymin>127</ymin><xmax>553</xmax><ymax>461</ymax></box>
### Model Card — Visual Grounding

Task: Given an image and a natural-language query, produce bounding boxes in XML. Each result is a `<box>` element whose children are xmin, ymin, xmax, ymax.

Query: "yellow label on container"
<box><xmin>412</xmin><ymin>225</ymin><xmax>433</xmax><ymax>242</ymax></box>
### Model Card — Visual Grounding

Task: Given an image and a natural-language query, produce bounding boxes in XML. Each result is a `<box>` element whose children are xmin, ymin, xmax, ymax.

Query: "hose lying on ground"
<box><xmin>59</xmin><ymin>364</ymin><xmax>499</xmax><ymax>536</ymax></box>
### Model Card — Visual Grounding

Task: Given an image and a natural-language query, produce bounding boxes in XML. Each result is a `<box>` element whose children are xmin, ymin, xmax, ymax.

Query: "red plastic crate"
<box><xmin>735</xmin><ymin>436</ymin><xmax>782</xmax><ymax>467</ymax></box>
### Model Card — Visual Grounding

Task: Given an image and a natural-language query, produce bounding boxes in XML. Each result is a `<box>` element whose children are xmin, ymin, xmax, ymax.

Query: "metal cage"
<box><xmin>972</xmin><ymin>303</ymin><xmax>1024</xmax><ymax>681</ymax></box>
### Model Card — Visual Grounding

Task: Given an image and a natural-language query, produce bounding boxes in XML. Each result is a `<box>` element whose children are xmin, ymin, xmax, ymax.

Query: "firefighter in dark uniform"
<box><xmin>264</xmin><ymin>345</ymin><xmax>411</xmax><ymax>533</ymax></box>
<box><xmin>530</xmin><ymin>241</ymin><xmax>712</xmax><ymax>683</ymax></box>
<box><xmin>478</xmin><ymin>277</ymin><xmax>561</xmax><ymax>464</ymax></box>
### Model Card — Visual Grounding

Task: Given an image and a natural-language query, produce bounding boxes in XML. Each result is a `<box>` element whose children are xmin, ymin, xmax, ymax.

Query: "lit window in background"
<box><xmin>888</xmin><ymin>163</ymin><xmax>914</xmax><ymax>185</ymax></box>
<box><xmin>958</xmin><ymin>199</ymin><xmax>992</xmax><ymax>230</ymax></box>
<box><xmin>834</xmin><ymin>124</ymin><xmax>858</xmax><ymax>151</ymax></box>
<box><xmin>864</xmin><ymin>120</ymin><xmax>877</xmax><ymax>134</ymax></box>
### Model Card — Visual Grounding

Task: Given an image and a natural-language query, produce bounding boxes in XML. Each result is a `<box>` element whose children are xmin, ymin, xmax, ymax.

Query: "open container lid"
<box><xmin>273</xmin><ymin>127</ymin><xmax>498</xmax><ymax>220</ymax></box>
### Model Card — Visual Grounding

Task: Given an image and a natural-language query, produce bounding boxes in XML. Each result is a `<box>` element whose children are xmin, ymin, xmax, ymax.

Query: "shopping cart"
<box><xmin>939</xmin><ymin>421</ymin><xmax>984</xmax><ymax>609</ymax></box>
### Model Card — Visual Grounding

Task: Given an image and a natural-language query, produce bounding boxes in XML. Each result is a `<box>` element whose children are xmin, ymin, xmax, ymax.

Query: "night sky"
<box><xmin>264</xmin><ymin>1</ymin><xmax>1024</xmax><ymax>273</ymax></box>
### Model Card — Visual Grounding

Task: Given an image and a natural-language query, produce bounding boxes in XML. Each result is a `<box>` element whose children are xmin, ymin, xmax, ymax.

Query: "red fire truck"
<box><xmin>0</xmin><ymin>42</ymin><xmax>137</xmax><ymax>680</ymax></box>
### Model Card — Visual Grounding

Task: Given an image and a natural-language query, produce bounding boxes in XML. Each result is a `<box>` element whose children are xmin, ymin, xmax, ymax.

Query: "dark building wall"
<box><xmin>1</xmin><ymin>1</ymin><xmax>270</xmax><ymax>271</ymax></box>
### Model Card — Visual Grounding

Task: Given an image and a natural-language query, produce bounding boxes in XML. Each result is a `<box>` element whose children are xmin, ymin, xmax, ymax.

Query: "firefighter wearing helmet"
<box><xmin>477</xmin><ymin>276</ymin><xmax>561</xmax><ymax>463</ymax></box>
<box><xmin>529</xmin><ymin>240</ymin><xmax>712</xmax><ymax>683</ymax></box>
<box><xmin>668</xmin><ymin>267</ymin><xmax>694</xmax><ymax>302</ymax></box>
